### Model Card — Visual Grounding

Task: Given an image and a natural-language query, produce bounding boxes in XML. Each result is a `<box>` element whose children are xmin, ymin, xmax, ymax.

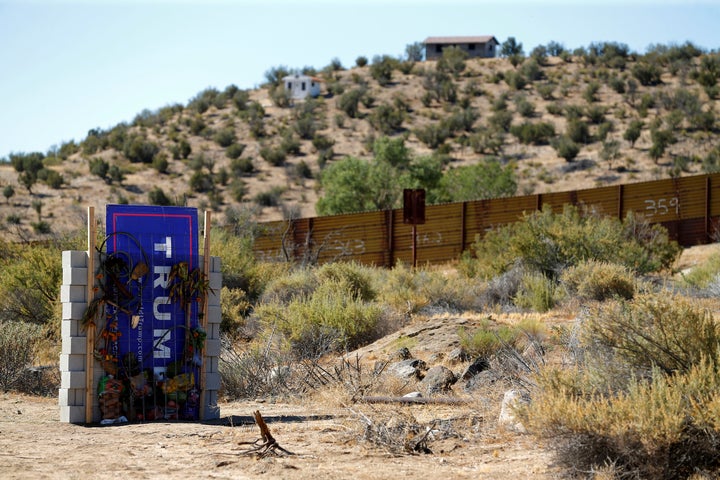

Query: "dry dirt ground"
<box><xmin>0</xmin><ymin>393</ymin><xmax>562</xmax><ymax>480</ymax></box>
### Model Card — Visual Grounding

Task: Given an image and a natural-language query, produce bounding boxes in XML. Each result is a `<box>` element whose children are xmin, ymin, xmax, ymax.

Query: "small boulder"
<box><xmin>420</xmin><ymin>365</ymin><xmax>457</xmax><ymax>395</ymax></box>
<box><xmin>388</xmin><ymin>359</ymin><xmax>427</xmax><ymax>380</ymax></box>
<box><xmin>447</xmin><ymin>347</ymin><xmax>469</xmax><ymax>364</ymax></box>
<box><xmin>498</xmin><ymin>390</ymin><xmax>531</xmax><ymax>433</ymax></box>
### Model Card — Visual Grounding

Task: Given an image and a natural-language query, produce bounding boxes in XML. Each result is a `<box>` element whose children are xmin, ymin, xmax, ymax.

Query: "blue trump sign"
<box><xmin>105</xmin><ymin>205</ymin><xmax>198</xmax><ymax>381</ymax></box>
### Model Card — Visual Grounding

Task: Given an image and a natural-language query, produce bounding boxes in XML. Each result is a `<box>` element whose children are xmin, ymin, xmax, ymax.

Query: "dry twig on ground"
<box><xmin>238</xmin><ymin>410</ymin><xmax>295</xmax><ymax>458</ymax></box>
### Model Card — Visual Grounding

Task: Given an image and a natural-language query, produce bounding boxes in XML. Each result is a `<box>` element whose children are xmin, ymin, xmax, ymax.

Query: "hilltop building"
<box><xmin>424</xmin><ymin>35</ymin><xmax>499</xmax><ymax>60</ymax></box>
<box><xmin>282</xmin><ymin>74</ymin><xmax>322</xmax><ymax>100</ymax></box>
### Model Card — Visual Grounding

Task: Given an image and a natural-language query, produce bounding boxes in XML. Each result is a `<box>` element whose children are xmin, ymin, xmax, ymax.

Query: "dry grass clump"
<box><xmin>525</xmin><ymin>291</ymin><xmax>720</xmax><ymax>479</ymax></box>
<box><xmin>560</xmin><ymin>260</ymin><xmax>636</xmax><ymax>302</ymax></box>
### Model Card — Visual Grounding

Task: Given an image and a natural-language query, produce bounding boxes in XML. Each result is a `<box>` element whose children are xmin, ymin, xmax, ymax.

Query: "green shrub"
<box><xmin>561</xmin><ymin>260</ymin><xmax>635</xmax><ymax>301</ymax></box>
<box><xmin>337</xmin><ymin>88</ymin><xmax>365</xmax><ymax>118</ymax></box>
<box><xmin>370</xmin><ymin>55</ymin><xmax>396</xmax><ymax>86</ymax></box>
<box><xmin>317</xmin><ymin>261</ymin><xmax>376</xmax><ymax>302</ymax></box>
<box><xmin>513</xmin><ymin>272</ymin><xmax>558</xmax><ymax>312</ymax></box>
<box><xmin>254</xmin><ymin>186</ymin><xmax>285</xmax><ymax>207</ymax></box>
<box><xmin>368</xmin><ymin>103</ymin><xmax>404</xmax><ymax>134</ymax></box>
<box><xmin>466</xmin><ymin>204</ymin><xmax>681</xmax><ymax>280</ymax></box>
<box><xmin>355</xmin><ymin>56</ymin><xmax>368</xmax><ymax>67</ymax></box>
<box><xmin>510</xmin><ymin>121</ymin><xmax>555</xmax><ymax>145</ymax></box>
<box><xmin>552</xmin><ymin>135</ymin><xmax>580</xmax><ymax>162</ymax></box>
<box><xmin>259</xmin><ymin>145</ymin><xmax>287</xmax><ymax>166</ymax></box>
<box><xmin>681</xmin><ymin>250</ymin><xmax>720</xmax><ymax>289</ymax></box>
<box><xmin>229</xmin><ymin>157</ymin><xmax>254</xmax><ymax>176</ymax></box>
<box><xmin>152</xmin><ymin>152</ymin><xmax>169</xmax><ymax>174</ymax></box>
<box><xmin>255</xmin><ymin>280</ymin><xmax>383</xmax><ymax>358</ymax></box>
<box><xmin>123</xmin><ymin>135</ymin><xmax>160</xmax><ymax>163</ymax></box>
<box><xmin>458</xmin><ymin>318</ymin><xmax>520</xmax><ymax>359</ymax></box>
<box><xmin>213</xmin><ymin>127</ymin><xmax>236</xmax><ymax>147</ymax></box>
<box><xmin>148</xmin><ymin>186</ymin><xmax>173</xmax><ymax>206</ymax></box>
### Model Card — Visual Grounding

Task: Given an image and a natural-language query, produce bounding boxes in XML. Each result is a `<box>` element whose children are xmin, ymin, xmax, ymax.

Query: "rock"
<box><xmin>388</xmin><ymin>359</ymin><xmax>427</xmax><ymax>379</ymax></box>
<box><xmin>463</xmin><ymin>369</ymin><xmax>498</xmax><ymax>393</ymax></box>
<box><xmin>394</xmin><ymin>347</ymin><xmax>413</xmax><ymax>360</ymax></box>
<box><xmin>498</xmin><ymin>390</ymin><xmax>531</xmax><ymax>433</ymax></box>
<box><xmin>461</xmin><ymin>357</ymin><xmax>490</xmax><ymax>380</ymax></box>
<box><xmin>447</xmin><ymin>347</ymin><xmax>469</xmax><ymax>364</ymax></box>
<box><xmin>427</xmin><ymin>352</ymin><xmax>444</xmax><ymax>364</ymax></box>
<box><xmin>403</xmin><ymin>391</ymin><xmax>423</xmax><ymax>398</ymax></box>
<box><xmin>420</xmin><ymin>365</ymin><xmax>457</xmax><ymax>395</ymax></box>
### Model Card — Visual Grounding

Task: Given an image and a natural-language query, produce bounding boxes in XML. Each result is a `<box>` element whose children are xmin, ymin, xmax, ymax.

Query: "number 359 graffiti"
<box><xmin>644</xmin><ymin>197</ymin><xmax>679</xmax><ymax>217</ymax></box>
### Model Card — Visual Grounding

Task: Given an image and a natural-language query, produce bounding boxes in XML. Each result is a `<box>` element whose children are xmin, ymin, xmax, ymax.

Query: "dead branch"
<box><xmin>359</xmin><ymin>396</ymin><xmax>472</xmax><ymax>405</ymax></box>
<box><xmin>237</xmin><ymin>410</ymin><xmax>294</xmax><ymax>458</ymax></box>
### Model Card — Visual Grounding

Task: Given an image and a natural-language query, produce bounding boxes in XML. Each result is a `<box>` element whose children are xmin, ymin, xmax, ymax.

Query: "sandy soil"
<box><xmin>0</xmin><ymin>392</ymin><xmax>563</xmax><ymax>480</ymax></box>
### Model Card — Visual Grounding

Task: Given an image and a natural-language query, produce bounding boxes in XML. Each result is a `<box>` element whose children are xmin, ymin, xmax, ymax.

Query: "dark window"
<box><xmin>301</xmin><ymin>82</ymin><xmax>306</xmax><ymax>91</ymax></box>
<box><xmin>435</xmin><ymin>45</ymin><xmax>442</xmax><ymax>53</ymax></box>
<box><xmin>287</xmin><ymin>82</ymin><xmax>292</xmax><ymax>90</ymax></box>
<box><xmin>468</xmin><ymin>43</ymin><xmax>476</xmax><ymax>50</ymax></box>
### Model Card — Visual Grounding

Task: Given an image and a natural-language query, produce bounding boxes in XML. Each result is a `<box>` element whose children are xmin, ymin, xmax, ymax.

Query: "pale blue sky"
<box><xmin>0</xmin><ymin>0</ymin><xmax>718</xmax><ymax>160</ymax></box>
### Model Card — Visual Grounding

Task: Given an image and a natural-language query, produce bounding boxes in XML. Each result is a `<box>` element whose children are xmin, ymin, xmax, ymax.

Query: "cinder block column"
<box><xmin>203</xmin><ymin>255</ymin><xmax>222</xmax><ymax>420</ymax></box>
<box><xmin>59</xmin><ymin>250</ymin><xmax>101</xmax><ymax>423</ymax></box>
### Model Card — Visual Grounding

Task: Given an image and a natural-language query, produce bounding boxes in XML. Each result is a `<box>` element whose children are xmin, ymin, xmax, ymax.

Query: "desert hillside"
<box><xmin>1</xmin><ymin>42</ymin><xmax>718</xmax><ymax>240</ymax></box>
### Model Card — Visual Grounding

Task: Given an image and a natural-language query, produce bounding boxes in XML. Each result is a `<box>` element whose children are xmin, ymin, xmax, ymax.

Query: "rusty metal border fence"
<box><xmin>253</xmin><ymin>173</ymin><xmax>720</xmax><ymax>267</ymax></box>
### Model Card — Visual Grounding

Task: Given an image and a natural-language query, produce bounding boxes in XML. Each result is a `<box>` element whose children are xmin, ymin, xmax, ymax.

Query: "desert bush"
<box><xmin>583</xmin><ymin>292</ymin><xmax>720</xmax><ymax>375</ymax></box>
<box><xmin>189</xmin><ymin>171</ymin><xmax>215</xmax><ymax>193</ymax></box>
<box><xmin>682</xmin><ymin>251</ymin><xmax>720</xmax><ymax>290</ymax></box>
<box><xmin>527</xmin><ymin>358</ymin><xmax>720</xmax><ymax>478</ymax></box>
<box><xmin>148</xmin><ymin>186</ymin><xmax>173</xmax><ymax>206</ymax></box>
<box><xmin>488</xmin><ymin>110</ymin><xmax>514</xmax><ymax>132</ymax></box>
<box><xmin>632</xmin><ymin>60</ymin><xmax>663</xmax><ymax>86</ymax></box>
<box><xmin>466</xmin><ymin>204</ymin><xmax>681</xmax><ymax>280</ymax></box>
<box><xmin>368</xmin><ymin>103</ymin><xmax>404</xmax><ymax>134</ymax></box>
<box><xmin>552</xmin><ymin>135</ymin><xmax>580</xmax><ymax>162</ymax></box>
<box><xmin>316</xmin><ymin>261</ymin><xmax>376</xmax><ymax>302</ymax></box>
<box><xmin>337</xmin><ymin>88</ymin><xmax>365</xmax><ymax>118</ymax></box>
<box><xmin>513</xmin><ymin>272</ymin><xmax>558</xmax><ymax>312</ymax></box>
<box><xmin>510</xmin><ymin>121</ymin><xmax>555</xmax><ymax>145</ymax></box>
<box><xmin>560</xmin><ymin>260</ymin><xmax>635</xmax><ymax>302</ymax></box>
<box><xmin>355</xmin><ymin>56</ymin><xmax>368</xmax><ymax>67</ymax></box>
<box><xmin>260</xmin><ymin>268</ymin><xmax>318</xmax><ymax>305</ymax></box>
<box><xmin>89</xmin><ymin>157</ymin><xmax>109</xmax><ymax>181</ymax></box>
<box><xmin>458</xmin><ymin>318</ymin><xmax>520</xmax><ymax>359</ymax></box>
<box><xmin>0</xmin><ymin>321</ymin><xmax>43</xmax><ymax>392</ymax></box>
<box><xmin>370</xmin><ymin>55</ymin><xmax>396</xmax><ymax>86</ymax></box>
<box><xmin>414</xmin><ymin>122</ymin><xmax>450</xmax><ymax>149</ymax></box>
<box><xmin>213</xmin><ymin>127</ymin><xmax>236</xmax><ymax>147</ymax></box>
<box><xmin>254</xmin><ymin>280</ymin><xmax>383</xmax><ymax>358</ymax></box>
<box><xmin>220</xmin><ymin>286</ymin><xmax>252</xmax><ymax>337</ymax></box>
<box><xmin>253</xmin><ymin>186</ymin><xmax>285</xmax><ymax>207</ymax></box>
<box><xmin>259</xmin><ymin>145</ymin><xmax>287</xmax><ymax>166</ymax></box>
<box><xmin>123</xmin><ymin>135</ymin><xmax>159</xmax><ymax>164</ymax></box>
<box><xmin>565</xmin><ymin>118</ymin><xmax>591</xmax><ymax>144</ymax></box>
<box><xmin>623</xmin><ymin>119</ymin><xmax>643</xmax><ymax>147</ymax></box>
<box><xmin>514</xmin><ymin>95</ymin><xmax>536</xmax><ymax>118</ymax></box>
<box><xmin>437</xmin><ymin>46</ymin><xmax>467</xmax><ymax>77</ymax></box>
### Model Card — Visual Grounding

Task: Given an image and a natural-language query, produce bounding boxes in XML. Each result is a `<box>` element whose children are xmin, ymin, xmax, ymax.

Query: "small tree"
<box><xmin>3</xmin><ymin>185</ymin><xmax>15</xmax><ymax>204</ymax></box>
<box><xmin>500</xmin><ymin>37</ymin><xmax>524</xmax><ymax>57</ymax></box>
<box><xmin>31</xmin><ymin>199</ymin><xmax>42</xmax><ymax>221</ymax></box>
<box><xmin>405</xmin><ymin>42</ymin><xmax>424</xmax><ymax>62</ymax></box>
<box><xmin>624</xmin><ymin>119</ymin><xmax>643</xmax><ymax>147</ymax></box>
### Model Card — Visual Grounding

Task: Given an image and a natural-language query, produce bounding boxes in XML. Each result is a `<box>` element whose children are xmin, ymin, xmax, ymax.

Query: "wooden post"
<box><xmin>85</xmin><ymin>206</ymin><xmax>96</xmax><ymax>424</ymax></box>
<box><xmin>199</xmin><ymin>211</ymin><xmax>211</xmax><ymax>420</ymax></box>
<box><xmin>411</xmin><ymin>224</ymin><xmax>417</xmax><ymax>269</ymax></box>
